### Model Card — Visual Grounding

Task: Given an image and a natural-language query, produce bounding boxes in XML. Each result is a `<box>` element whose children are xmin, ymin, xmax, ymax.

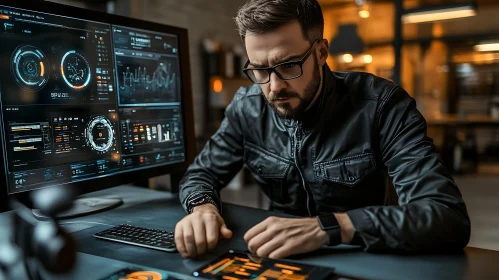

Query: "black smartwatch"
<box><xmin>316</xmin><ymin>214</ymin><xmax>342</xmax><ymax>246</ymax></box>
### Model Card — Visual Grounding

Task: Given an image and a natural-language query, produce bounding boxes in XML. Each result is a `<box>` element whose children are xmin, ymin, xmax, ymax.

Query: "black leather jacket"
<box><xmin>179</xmin><ymin>65</ymin><xmax>471</xmax><ymax>252</ymax></box>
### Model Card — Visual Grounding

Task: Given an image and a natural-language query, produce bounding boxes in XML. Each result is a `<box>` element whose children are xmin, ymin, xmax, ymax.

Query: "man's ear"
<box><xmin>318</xmin><ymin>39</ymin><xmax>329</xmax><ymax>66</ymax></box>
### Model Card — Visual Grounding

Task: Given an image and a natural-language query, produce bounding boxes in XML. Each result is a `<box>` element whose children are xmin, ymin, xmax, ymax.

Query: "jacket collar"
<box><xmin>282</xmin><ymin>64</ymin><xmax>336</xmax><ymax>129</ymax></box>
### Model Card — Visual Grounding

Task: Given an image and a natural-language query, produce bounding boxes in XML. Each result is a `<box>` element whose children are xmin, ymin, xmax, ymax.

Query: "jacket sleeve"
<box><xmin>347</xmin><ymin>86</ymin><xmax>471</xmax><ymax>252</ymax></box>
<box><xmin>179</xmin><ymin>92</ymin><xmax>245</xmax><ymax>214</ymax></box>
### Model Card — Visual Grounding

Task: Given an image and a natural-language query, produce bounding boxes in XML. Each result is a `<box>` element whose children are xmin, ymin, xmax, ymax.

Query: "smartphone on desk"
<box><xmin>191</xmin><ymin>249</ymin><xmax>336</xmax><ymax>279</ymax></box>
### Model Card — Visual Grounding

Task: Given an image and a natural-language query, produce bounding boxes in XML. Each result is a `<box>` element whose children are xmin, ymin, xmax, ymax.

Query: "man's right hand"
<box><xmin>174</xmin><ymin>203</ymin><xmax>233</xmax><ymax>258</ymax></box>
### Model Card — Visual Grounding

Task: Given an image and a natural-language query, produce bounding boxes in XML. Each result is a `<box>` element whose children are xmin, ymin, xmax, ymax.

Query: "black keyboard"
<box><xmin>94</xmin><ymin>224</ymin><xmax>177</xmax><ymax>252</ymax></box>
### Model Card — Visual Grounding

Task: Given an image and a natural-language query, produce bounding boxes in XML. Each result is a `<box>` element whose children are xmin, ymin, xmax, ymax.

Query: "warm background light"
<box><xmin>343</xmin><ymin>53</ymin><xmax>353</xmax><ymax>63</ymax></box>
<box><xmin>212</xmin><ymin>78</ymin><xmax>223</xmax><ymax>93</ymax></box>
<box><xmin>474</xmin><ymin>43</ymin><xmax>499</xmax><ymax>52</ymax></box>
<box><xmin>355</xmin><ymin>0</ymin><xmax>370</xmax><ymax>19</ymax></box>
<box><xmin>359</xmin><ymin>9</ymin><xmax>370</xmax><ymax>18</ymax></box>
<box><xmin>364</xmin><ymin>54</ymin><xmax>373</xmax><ymax>63</ymax></box>
<box><xmin>402</xmin><ymin>6</ymin><xmax>476</xmax><ymax>24</ymax></box>
<box><xmin>432</xmin><ymin>22</ymin><xmax>444</xmax><ymax>38</ymax></box>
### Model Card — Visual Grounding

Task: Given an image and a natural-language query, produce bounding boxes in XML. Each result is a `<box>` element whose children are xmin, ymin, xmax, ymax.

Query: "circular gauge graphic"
<box><xmin>61</xmin><ymin>50</ymin><xmax>91</xmax><ymax>91</ymax></box>
<box><xmin>85</xmin><ymin>116</ymin><xmax>114</xmax><ymax>154</ymax></box>
<box><xmin>11</xmin><ymin>45</ymin><xmax>49</xmax><ymax>91</ymax></box>
<box><xmin>123</xmin><ymin>271</ymin><xmax>163</xmax><ymax>280</ymax></box>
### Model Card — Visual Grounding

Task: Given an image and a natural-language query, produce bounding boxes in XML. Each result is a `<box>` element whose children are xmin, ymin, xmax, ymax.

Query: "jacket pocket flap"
<box><xmin>320</xmin><ymin>153</ymin><xmax>376</xmax><ymax>186</ymax></box>
<box><xmin>244</xmin><ymin>144</ymin><xmax>290</xmax><ymax>178</ymax></box>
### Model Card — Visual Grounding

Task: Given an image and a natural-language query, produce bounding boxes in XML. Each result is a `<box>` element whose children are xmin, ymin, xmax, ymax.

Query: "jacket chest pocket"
<box><xmin>244</xmin><ymin>143</ymin><xmax>291</xmax><ymax>203</ymax></box>
<box><xmin>316</xmin><ymin>153</ymin><xmax>376</xmax><ymax>196</ymax></box>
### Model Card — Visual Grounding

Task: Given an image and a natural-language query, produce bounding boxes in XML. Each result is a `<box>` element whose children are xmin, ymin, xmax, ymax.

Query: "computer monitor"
<box><xmin>0</xmin><ymin>0</ymin><xmax>196</xmax><ymax>217</ymax></box>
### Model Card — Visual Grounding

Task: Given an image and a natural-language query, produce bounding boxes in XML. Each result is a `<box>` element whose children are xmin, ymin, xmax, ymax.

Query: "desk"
<box><xmin>2</xmin><ymin>185</ymin><xmax>499</xmax><ymax>280</ymax></box>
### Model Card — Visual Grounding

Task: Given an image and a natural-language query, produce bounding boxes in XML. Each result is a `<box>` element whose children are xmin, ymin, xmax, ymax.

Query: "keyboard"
<box><xmin>94</xmin><ymin>224</ymin><xmax>177</xmax><ymax>252</ymax></box>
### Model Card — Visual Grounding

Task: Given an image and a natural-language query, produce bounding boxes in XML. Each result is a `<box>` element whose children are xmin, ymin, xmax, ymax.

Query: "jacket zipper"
<box><xmin>293</xmin><ymin>126</ymin><xmax>313</xmax><ymax>217</ymax></box>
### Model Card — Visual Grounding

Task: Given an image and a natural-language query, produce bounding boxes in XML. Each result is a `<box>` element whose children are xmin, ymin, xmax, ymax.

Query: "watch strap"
<box><xmin>317</xmin><ymin>214</ymin><xmax>342</xmax><ymax>246</ymax></box>
<box><xmin>184</xmin><ymin>192</ymin><xmax>221</xmax><ymax>214</ymax></box>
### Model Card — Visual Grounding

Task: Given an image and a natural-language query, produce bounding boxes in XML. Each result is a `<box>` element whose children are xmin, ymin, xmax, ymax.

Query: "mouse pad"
<box><xmin>191</xmin><ymin>250</ymin><xmax>335</xmax><ymax>279</ymax></box>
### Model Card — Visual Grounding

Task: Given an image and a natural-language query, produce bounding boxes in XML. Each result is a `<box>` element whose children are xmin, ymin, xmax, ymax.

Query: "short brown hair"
<box><xmin>235</xmin><ymin>0</ymin><xmax>324</xmax><ymax>45</ymax></box>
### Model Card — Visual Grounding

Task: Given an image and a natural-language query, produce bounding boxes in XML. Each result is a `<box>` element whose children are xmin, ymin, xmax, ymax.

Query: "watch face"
<box><xmin>193</xmin><ymin>197</ymin><xmax>206</xmax><ymax>205</ymax></box>
<box><xmin>319</xmin><ymin>214</ymin><xmax>340</xmax><ymax>230</ymax></box>
<box><xmin>188</xmin><ymin>194</ymin><xmax>218</xmax><ymax>213</ymax></box>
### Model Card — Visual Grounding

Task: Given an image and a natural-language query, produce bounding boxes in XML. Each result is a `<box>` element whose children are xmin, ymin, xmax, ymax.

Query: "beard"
<box><xmin>265</xmin><ymin>55</ymin><xmax>321</xmax><ymax>120</ymax></box>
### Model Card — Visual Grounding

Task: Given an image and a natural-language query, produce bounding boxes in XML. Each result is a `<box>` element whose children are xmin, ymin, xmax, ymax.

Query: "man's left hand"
<box><xmin>243</xmin><ymin>216</ymin><xmax>328</xmax><ymax>259</ymax></box>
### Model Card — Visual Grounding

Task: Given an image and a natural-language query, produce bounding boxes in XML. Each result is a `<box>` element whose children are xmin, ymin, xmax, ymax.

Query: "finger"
<box><xmin>247</xmin><ymin>229</ymin><xmax>273</xmax><ymax>254</ymax></box>
<box><xmin>174</xmin><ymin>223</ymin><xmax>187</xmax><ymax>258</ymax></box>
<box><xmin>193</xmin><ymin>218</ymin><xmax>207</xmax><ymax>256</ymax></box>
<box><xmin>255</xmin><ymin>237</ymin><xmax>284</xmax><ymax>258</ymax></box>
<box><xmin>183</xmin><ymin>223</ymin><xmax>197</xmax><ymax>258</ymax></box>
<box><xmin>205</xmin><ymin>218</ymin><xmax>219</xmax><ymax>252</ymax></box>
<box><xmin>268</xmin><ymin>245</ymin><xmax>294</xmax><ymax>259</ymax></box>
<box><xmin>220</xmin><ymin>223</ymin><xmax>233</xmax><ymax>239</ymax></box>
<box><xmin>244</xmin><ymin>217</ymin><xmax>275</xmax><ymax>242</ymax></box>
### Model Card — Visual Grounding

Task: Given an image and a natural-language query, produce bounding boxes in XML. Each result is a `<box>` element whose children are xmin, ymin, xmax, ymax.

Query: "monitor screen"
<box><xmin>0</xmin><ymin>4</ymin><xmax>187</xmax><ymax>195</ymax></box>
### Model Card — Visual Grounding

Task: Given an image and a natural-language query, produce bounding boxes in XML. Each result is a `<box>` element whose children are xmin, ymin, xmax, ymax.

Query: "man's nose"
<box><xmin>269</xmin><ymin>72</ymin><xmax>287</xmax><ymax>94</ymax></box>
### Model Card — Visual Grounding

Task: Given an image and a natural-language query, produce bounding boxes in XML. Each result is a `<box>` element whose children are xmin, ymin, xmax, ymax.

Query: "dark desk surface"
<box><xmin>3</xmin><ymin>185</ymin><xmax>499</xmax><ymax>280</ymax></box>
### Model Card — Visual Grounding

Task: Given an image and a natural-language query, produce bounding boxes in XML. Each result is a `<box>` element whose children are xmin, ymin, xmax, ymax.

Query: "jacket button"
<box><xmin>258</xmin><ymin>167</ymin><xmax>263</xmax><ymax>174</ymax></box>
<box><xmin>348</xmin><ymin>176</ymin><xmax>355</xmax><ymax>182</ymax></box>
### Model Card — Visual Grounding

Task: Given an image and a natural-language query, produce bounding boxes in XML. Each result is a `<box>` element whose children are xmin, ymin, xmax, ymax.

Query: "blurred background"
<box><xmin>49</xmin><ymin>0</ymin><xmax>499</xmax><ymax>251</ymax></box>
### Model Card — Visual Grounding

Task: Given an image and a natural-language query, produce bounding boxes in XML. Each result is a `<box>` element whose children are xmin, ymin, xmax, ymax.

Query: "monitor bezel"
<box><xmin>0</xmin><ymin>0</ymin><xmax>196</xmax><ymax>208</ymax></box>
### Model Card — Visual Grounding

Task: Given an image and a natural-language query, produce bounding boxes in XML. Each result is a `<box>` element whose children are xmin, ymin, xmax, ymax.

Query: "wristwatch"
<box><xmin>185</xmin><ymin>192</ymin><xmax>220</xmax><ymax>214</ymax></box>
<box><xmin>316</xmin><ymin>214</ymin><xmax>342</xmax><ymax>246</ymax></box>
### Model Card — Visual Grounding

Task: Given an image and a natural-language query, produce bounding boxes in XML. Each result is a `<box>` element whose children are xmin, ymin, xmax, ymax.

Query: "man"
<box><xmin>175</xmin><ymin>0</ymin><xmax>470</xmax><ymax>259</ymax></box>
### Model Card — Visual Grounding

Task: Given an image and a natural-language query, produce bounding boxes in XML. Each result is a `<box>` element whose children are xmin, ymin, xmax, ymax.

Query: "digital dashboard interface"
<box><xmin>0</xmin><ymin>5</ymin><xmax>186</xmax><ymax>194</ymax></box>
<box><xmin>192</xmin><ymin>250</ymin><xmax>335</xmax><ymax>280</ymax></box>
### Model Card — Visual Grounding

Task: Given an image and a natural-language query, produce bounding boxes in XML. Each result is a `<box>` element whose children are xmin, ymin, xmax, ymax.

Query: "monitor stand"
<box><xmin>32</xmin><ymin>197</ymin><xmax>123</xmax><ymax>220</ymax></box>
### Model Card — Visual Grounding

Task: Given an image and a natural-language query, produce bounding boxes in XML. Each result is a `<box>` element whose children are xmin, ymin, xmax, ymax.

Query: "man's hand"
<box><xmin>243</xmin><ymin>216</ymin><xmax>328</xmax><ymax>259</ymax></box>
<box><xmin>175</xmin><ymin>203</ymin><xmax>233</xmax><ymax>258</ymax></box>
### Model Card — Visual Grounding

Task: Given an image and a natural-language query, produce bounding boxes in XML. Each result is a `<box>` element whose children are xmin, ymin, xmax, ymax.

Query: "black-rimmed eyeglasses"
<box><xmin>242</xmin><ymin>40</ymin><xmax>318</xmax><ymax>84</ymax></box>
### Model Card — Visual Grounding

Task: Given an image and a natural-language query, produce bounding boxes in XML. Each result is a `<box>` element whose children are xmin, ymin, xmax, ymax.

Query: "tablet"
<box><xmin>192</xmin><ymin>250</ymin><xmax>335</xmax><ymax>279</ymax></box>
